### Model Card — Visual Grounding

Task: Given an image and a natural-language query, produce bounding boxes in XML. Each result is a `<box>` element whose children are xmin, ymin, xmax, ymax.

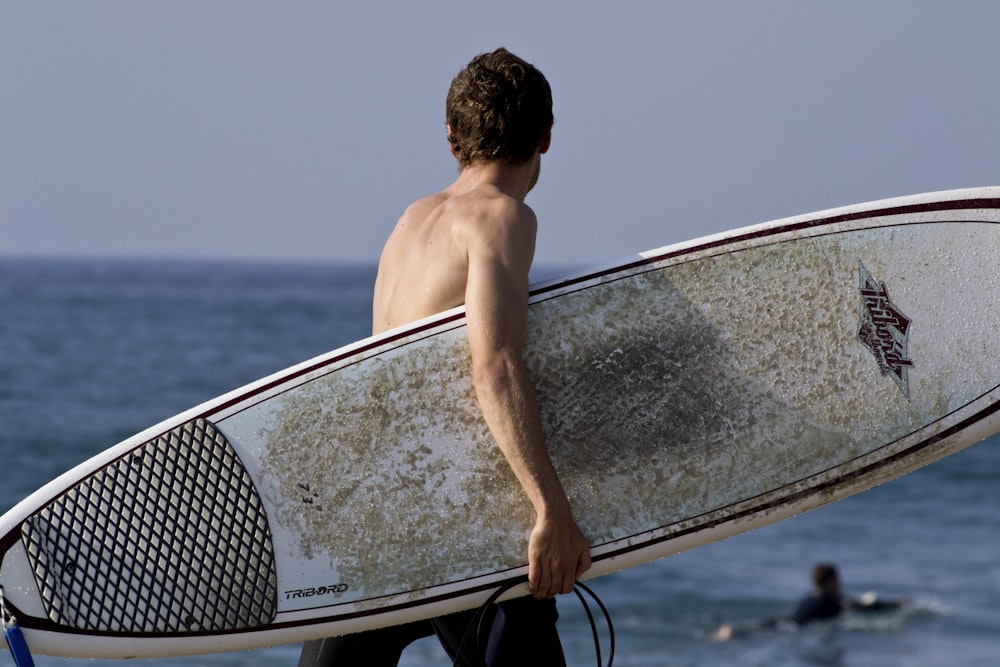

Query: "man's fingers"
<box><xmin>532</xmin><ymin>555</ymin><xmax>590</xmax><ymax>598</ymax></box>
<box><xmin>534</xmin><ymin>563</ymin><xmax>566</xmax><ymax>599</ymax></box>
<box><xmin>560</xmin><ymin>569</ymin><xmax>575</xmax><ymax>595</ymax></box>
<box><xmin>530</xmin><ymin>565</ymin><xmax>552</xmax><ymax>599</ymax></box>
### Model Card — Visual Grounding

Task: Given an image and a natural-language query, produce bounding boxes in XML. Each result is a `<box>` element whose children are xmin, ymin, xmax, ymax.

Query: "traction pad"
<box><xmin>20</xmin><ymin>418</ymin><xmax>278</xmax><ymax>634</ymax></box>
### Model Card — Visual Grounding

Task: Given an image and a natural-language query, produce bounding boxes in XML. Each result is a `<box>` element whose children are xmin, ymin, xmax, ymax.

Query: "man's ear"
<box><xmin>538</xmin><ymin>126</ymin><xmax>552</xmax><ymax>154</ymax></box>
<box><xmin>446</xmin><ymin>124</ymin><xmax>459</xmax><ymax>159</ymax></box>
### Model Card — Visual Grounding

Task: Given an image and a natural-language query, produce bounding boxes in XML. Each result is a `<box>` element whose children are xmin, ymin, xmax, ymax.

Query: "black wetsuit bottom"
<box><xmin>297</xmin><ymin>597</ymin><xmax>565</xmax><ymax>667</ymax></box>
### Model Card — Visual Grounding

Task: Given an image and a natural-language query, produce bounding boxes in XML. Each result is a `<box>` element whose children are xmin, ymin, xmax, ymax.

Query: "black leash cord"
<box><xmin>452</xmin><ymin>578</ymin><xmax>614</xmax><ymax>667</ymax></box>
<box><xmin>573</xmin><ymin>581</ymin><xmax>615</xmax><ymax>667</ymax></box>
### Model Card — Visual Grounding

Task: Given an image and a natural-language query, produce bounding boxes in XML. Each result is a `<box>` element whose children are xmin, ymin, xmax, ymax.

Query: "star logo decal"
<box><xmin>856</xmin><ymin>262</ymin><xmax>913</xmax><ymax>398</ymax></box>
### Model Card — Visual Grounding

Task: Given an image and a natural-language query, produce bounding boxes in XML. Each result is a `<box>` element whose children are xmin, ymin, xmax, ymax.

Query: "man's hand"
<box><xmin>527</xmin><ymin>512</ymin><xmax>592</xmax><ymax>598</ymax></box>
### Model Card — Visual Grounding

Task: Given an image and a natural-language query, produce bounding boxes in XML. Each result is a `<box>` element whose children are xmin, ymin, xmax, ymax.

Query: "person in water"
<box><xmin>712</xmin><ymin>563</ymin><xmax>908</xmax><ymax>641</ymax></box>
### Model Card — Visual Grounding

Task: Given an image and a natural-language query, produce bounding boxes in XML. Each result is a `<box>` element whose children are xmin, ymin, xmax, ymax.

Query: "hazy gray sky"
<box><xmin>4</xmin><ymin>1</ymin><xmax>998</xmax><ymax>267</ymax></box>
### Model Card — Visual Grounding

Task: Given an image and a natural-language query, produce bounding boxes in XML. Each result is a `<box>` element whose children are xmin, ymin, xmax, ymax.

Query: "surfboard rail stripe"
<box><xmin>187</xmin><ymin>388</ymin><xmax>1000</xmax><ymax>639</ymax></box>
<box><xmin>595</xmin><ymin>385</ymin><xmax>1000</xmax><ymax>560</ymax></box>
<box><xmin>194</xmin><ymin>193</ymin><xmax>1000</xmax><ymax>425</ymax></box>
<box><xmin>3</xmin><ymin>187</ymin><xmax>1000</xmax><ymax>656</ymax></box>
<box><xmin>535</xmin><ymin>200</ymin><xmax>1000</xmax><ymax>298</ymax></box>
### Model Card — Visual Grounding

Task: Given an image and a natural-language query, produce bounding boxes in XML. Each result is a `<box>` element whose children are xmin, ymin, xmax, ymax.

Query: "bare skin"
<box><xmin>372</xmin><ymin>139</ymin><xmax>591</xmax><ymax>599</ymax></box>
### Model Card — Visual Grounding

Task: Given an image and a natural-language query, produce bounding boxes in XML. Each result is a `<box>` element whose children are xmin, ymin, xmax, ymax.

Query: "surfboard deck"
<box><xmin>2</xmin><ymin>187</ymin><xmax>999</xmax><ymax>657</ymax></box>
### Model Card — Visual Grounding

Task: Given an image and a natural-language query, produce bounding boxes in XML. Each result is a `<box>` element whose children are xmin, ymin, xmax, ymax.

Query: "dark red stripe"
<box><xmin>6</xmin><ymin>194</ymin><xmax>999</xmax><ymax>641</ymax></box>
<box><xmin>203</xmin><ymin>196</ymin><xmax>1000</xmax><ymax>419</ymax></box>
<box><xmin>531</xmin><ymin>197</ymin><xmax>1000</xmax><ymax>298</ymax></box>
<box><xmin>598</xmin><ymin>388</ymin><xmax>1000</xmax><ymax>562</ymax></box>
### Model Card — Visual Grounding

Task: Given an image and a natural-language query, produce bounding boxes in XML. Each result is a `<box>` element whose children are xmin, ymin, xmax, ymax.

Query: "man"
<box><xmin>299</xmin><ymin>47</ymin><xmax>591</xmax><ymax>667</ymax></box>
<box><xmin>785</xmin><ymin>563</ymin><xmax>907</xmax><ymax>625</ymax></box>
<box><xmin>712</xmin><ymin>563</ymin><xmax>908</xmax><ymax>641</ymax></box>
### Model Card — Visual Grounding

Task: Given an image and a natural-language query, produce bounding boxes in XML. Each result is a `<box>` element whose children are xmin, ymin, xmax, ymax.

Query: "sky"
<box><xmin>3</xmin><ymin>1</ymin><xmax>999</xmax><ymax>269</ymax></box>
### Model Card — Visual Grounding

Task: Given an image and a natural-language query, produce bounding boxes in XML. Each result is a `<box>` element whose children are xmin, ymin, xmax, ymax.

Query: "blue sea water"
<box><xmin>1</xmin><ymin>257</ymin><xmax>997</xmax><ymax>667</ymax></box>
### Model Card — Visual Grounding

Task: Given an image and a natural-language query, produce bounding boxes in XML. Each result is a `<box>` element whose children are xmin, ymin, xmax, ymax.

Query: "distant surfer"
<box><xmin>712</xmin><ymin>563</ymin><xmax>908</xmax><ymax>641</ymax></box>
<box><xmin>298</xmin><ymin>48</ymin><xmax>590</xmax><ymax>667</ymax></box>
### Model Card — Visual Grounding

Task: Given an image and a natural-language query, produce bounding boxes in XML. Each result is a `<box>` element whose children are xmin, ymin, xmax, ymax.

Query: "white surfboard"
<box><xmin>2</xmin><ymin>187</ymin><xmax>999</xmax><ymax>658</ymax></box>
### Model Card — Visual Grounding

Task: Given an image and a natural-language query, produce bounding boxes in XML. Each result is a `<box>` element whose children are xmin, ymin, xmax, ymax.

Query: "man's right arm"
<box><xmin>461</xmin><ymin>201</ymin><xmax>591</xmax><ymax>598</ymax></box>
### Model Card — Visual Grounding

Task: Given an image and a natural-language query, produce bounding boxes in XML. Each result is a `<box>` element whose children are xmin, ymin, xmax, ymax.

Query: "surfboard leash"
<box><xmin>574</xmin><ymin>581</ymin><xmax>615</xmax><ymax>667</ymax></box>
<box><xmin>1</xmin><ymin>587</ymin><xmax>36</xmax><ymax>667</ymax></box>
<box><xmin>451</xmin><ymin>577</ymin><xmax>614</xmax><ymax>667</ymax></box>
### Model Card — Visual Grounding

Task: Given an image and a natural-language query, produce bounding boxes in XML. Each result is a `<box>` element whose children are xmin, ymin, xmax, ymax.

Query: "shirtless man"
<box><xmin>298</xmin><ymin>48</ymin><xmax>590</xmax><ymax>667</ymax></box>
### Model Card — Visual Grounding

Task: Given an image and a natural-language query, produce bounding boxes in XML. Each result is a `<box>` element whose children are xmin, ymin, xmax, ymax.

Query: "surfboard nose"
<box><xmin>18</xmin><ymin>418</ymin><xmax>277</xmax><ymax>635</ymax></box>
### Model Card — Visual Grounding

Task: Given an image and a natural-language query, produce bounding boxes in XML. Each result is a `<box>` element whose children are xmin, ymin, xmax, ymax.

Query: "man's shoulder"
<box><xmin>458</xmin><ymin>196</ymin><xmax>536</xmax><ymax>250</ymax></box>
<box><xmin>395</xmin><ymin>183</ymin><xmax>537</xmax><ymax>263</ymax></box>
<box><xmin>399</xmin><ymin>191</ymin><xmax>449</xmax><ymax>224</ymax></box>
<box><xmin>399</xmin><ymin>187</ymin><xmax>530</xmax><ymax>225</ymax></box>
<box><xmin>456</xmin><ymin>189</ymin><xmax>537</xmax><ymax>233</ymax></box>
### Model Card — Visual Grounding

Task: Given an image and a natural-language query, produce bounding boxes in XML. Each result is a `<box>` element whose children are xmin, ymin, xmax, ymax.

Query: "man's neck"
<box><xmin>452</xmin><ymin>157</ymin><xmax>539</xmax><ymax>202</ymax></box>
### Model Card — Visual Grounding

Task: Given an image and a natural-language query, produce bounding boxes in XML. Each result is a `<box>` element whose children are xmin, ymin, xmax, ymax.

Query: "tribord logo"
<box><xmin>284</xmin><ymin>584</ymin><xmax>349</xmax><ymax>600</ymax></box>
<box><xmin>856</xmin><ymin>262</ymin><xmax>913</xmax><ymax>398</ymax></box>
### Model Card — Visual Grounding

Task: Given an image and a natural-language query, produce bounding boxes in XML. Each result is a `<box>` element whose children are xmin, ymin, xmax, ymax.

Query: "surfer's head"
<box><xmin>445</xmin><ymin>48</ymin><xmax>553</xmax><ymax>169</ymax></box>
<box><xmin>812</xmin><ymin>563</ymin><xmax>841</xmax><ymax>594</ymax></box>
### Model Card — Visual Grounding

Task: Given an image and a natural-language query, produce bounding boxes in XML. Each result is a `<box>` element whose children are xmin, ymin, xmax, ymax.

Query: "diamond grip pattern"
<box><xmin>20</xmin><ymin>418</ymin><xmax>278</xmax><ymax>634</ymax></box>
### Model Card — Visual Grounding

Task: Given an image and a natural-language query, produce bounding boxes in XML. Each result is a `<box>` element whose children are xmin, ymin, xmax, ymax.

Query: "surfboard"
<box><xmin>2</xmin><ymin>187</ymin><xmax>999</xmax><ymax>658</ymax></box>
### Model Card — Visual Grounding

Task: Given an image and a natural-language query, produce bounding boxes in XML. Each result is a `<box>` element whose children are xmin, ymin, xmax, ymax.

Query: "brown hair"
<box><xmin>445</xmin><ymin>48</ymin><xmax>553</xmax><ymax>168</ymax></box>
<box><xmin>812</xmin><ymin>563</ymin><xmax>839</xmax><ymax>590</ymax></box>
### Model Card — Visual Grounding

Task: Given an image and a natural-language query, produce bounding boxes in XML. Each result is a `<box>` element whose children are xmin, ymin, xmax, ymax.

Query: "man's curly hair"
<box><xmin>445</xmin><ymin>48</ymin><xmax>553</xmax><ymax>168</ymax></box>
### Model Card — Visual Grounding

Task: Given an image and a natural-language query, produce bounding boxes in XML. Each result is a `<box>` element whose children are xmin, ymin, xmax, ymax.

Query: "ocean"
<box><xmin>1</xmin><ymin>257</ymin><xmax>997</xmax><ymax>667</ymax></box>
